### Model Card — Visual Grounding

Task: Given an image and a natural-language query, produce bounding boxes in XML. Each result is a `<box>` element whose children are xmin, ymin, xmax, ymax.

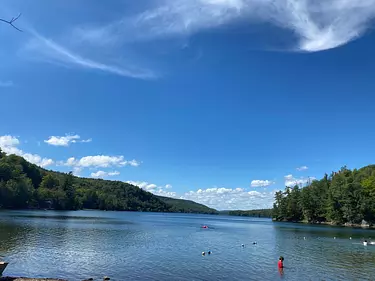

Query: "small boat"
<box><xmin>0</xmin><ymin>262</ymin><xmax>8</xmax><ymax>276</ymax></box>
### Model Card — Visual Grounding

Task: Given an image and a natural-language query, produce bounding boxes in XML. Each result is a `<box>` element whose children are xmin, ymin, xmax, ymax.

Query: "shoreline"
<box><xmin>0</xmin><ymin>208</ymin><xmax>218</xmax><ymax>215</ymax></box>
<box><xmin>272</xmin><ymin>219</ymin><xmax>375</xmax><ymax>229</ymax></box>
<box><xmin>0</xmin><ymin>276</ymin><xmax>68</xmax><ymax>281</ymax></box>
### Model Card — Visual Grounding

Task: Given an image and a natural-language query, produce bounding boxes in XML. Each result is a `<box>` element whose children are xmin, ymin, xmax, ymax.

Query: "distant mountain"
<box><xmin>156</xmin><ymin>196</ymin><xmax>218</xmax><ymax>214</ymax></box>
<box><xmin>0</xmin><ymin>150</ymin><xmax>215</xmax><ymax>214</ymax></box>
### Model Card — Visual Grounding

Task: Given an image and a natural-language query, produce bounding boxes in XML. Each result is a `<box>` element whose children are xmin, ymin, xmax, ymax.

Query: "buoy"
<box><xmin>202</xmin><ymin>251</ymin><xmax>206</xmax><ymax>256</ymax></box>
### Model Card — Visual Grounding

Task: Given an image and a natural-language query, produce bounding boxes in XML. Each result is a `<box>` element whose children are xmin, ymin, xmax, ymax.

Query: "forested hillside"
<box><xmin>272</xmin><ymin>165</ymin><xmax>375</xmax><ymax>226</ymax></box>
<box><xmin>0</xmin><ymin>150</ymin><xmax>216</xmax><ymax>214</ymax></box>
<box><xmin>228</xmin><ymin>209</ymin><xmax>272</xmax><ymax>217</ymax></box>
<box><xmin>157</xmin><ymin>196</ymin><xmax>218</xmax><ymax>214</ymax></box>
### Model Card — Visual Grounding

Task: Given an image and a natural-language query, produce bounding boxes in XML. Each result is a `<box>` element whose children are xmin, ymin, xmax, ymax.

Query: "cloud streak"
<box><xmin>63</xmin><ymin>155</ymin><xmax>141</xmax><ymax>168</ymax></box>
<box><xmin>296</xmin><ymin>165</ymin><xmax>308</xmax><ymax>171</ymax></box>
<box><xmin>23</xmin><ymin>31</ymin><xmax>157</xmax><ymax>79</ymax></box>
<box><xmin>77</xmin><ymin>0</ymin><xmax>375</xmax><ymax>52</ymax></box>
<box><xmin>19</xmin><ymin>0</ymin><xmax>375</xmax><ymax>79</ymax></box>
<box><xmin>91</xmin><ymin>170</ymin><xmax>120</xmax><ymax>178</ymax></box>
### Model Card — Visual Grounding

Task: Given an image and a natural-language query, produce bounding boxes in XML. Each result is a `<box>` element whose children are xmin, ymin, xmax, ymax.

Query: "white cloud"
<box><xmin>72</xmin><ymin>167</ymin><xmax>83</xmax><ymax>177</ymax></box>
<box><xmin>250</xmin><ymin>179</ymin><xmax>275</xmax><ymax>187</ymax></box>
<box><xmin>0</xmin><ymin>135</ymin><xmax>54</xmax><ymax>168</ymax></box>
<box><xmin>64</xmin><ymin>155</ymin><xmax>141</xmax><ymax>168</ymax></box>
<box><xmin>127</xmin><ymin>159</ymin><xmax>141</xmax><ymax>167</ymax></box>
<box><xmin>0</xmin><ymin>135</ymin><xmax>20</xmax><ymax>147</ymax></box>
<box><xmin>23</xmin><ymin>31</ymin><xmax>157</xmax><ymax>79</ymax></box>
<box><xmin>19</xmin><ymin>0</ymin><xmax>375</xmax><ymax>82</ymax></box>
<box><xmin>0</xmin><ymin>81</ymin><xmax>13</xmax><ymax>87</ymax></box>
<box><xmin>181</xmin><ymin>187</ymin><xmax>275</xmax><ymax>210</ymax></box>
<box><xmin>284</xmin><ymin>174</ymin><xmax>314</xmax><ymax>187</ymax></box>
<box><xmin>127</xmin><ymin>181</ymin><xmax>177</xmax><ymax>197</ymax></box>
<box><xmin>44</xmin><ymin>134</ymin><xmax>82</xmax><ymax>147</ymax></box>
<box><xmin>127</xmin><ymin>180</ymin><xmax>276</xmax><ymax>209</ymax></box>
<box><xmin>74</xmin><ymin>0</ymin><xmax>375</xmax><ymax>53</ymax></box>
<box><xmin>80</xmin><ymin>138</ymin><xmax>92</xmax><ymax>143</ymax></box>
<box><xmin>296</xmin><ymin>165</ymin><xmax>309</xmax><ymax>171</ymax></box>
<box><xmin>154</xmin><ymin>189</ymin><xmax>178</xmax><ymax>198</ymax></box>
<box><xmin>91</xmin><ymin>170</ymin><xmax>120</xmax><ymax>178</ymax></box>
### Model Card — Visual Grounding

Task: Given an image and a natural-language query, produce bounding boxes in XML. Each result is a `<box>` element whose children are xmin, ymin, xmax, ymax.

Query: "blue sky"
<box><xmin>2</xmin><ymin>0</ymin><xmax>375</xmax><ymax>210</ymax></box>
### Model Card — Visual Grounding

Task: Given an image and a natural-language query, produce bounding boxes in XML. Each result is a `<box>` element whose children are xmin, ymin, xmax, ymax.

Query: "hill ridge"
<box><xmin>0</xmin><ymin>150</ymin><xmax>217</xmax><ymax>214</ymax></box>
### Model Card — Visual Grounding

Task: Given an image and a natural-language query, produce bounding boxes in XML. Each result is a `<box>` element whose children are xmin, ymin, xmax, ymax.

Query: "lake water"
<box><xmin>1</xmin><ymin>211</ymin><xmax>375</xmax><ymax>281</ymax></box>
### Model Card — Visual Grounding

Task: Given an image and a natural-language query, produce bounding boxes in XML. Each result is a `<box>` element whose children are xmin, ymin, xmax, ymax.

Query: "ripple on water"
<box><xmin>1</xmin><ymin>211</ymin><xmax>375</xmax><ymax>281</ymax></box>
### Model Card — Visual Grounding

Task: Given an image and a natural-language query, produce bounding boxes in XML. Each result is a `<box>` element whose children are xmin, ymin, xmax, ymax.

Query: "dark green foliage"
<box><xmin>157</xmin><ymin>196</ymin><xmax>218</xmax><ymax>214</ymax></box>
<box><xmin>272</xmin><ymin>165</ymin><xmax>375</xmax><ymax>225</ymax></box>
<box><xmin>227</xmin><ymin>209</ymin><xmax>272</xmax><ymax>217</ymax></box>
<box><xmin>0</xmin><ymin>152</ymin><xmax>216</xmax><ymax>214</ymax></box>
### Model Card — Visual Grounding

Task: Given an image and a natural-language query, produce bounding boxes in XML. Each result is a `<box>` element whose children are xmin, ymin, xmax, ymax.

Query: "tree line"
<box><xmin>228</xmin><ymin>209</ymin><xmax>272</xmax><ymax>218</ymax></box>
<box><xmin>0</xmin><ymin>150</ymin><xmax>216</xmax><ymax>214</ymax></box>
<box><xmin>272</xmin><ymin>165</ymin><xmax>375</xmax><ymax>226</ymax></box>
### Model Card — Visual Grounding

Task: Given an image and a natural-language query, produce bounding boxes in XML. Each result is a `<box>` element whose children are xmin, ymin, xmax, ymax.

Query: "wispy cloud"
<box><xmin>62</xmin><ymin>155</ymin><xmax>141</xmax><ymax>168</ymax></box>
<box><xmin>76</xmin><ymin>0</ymin><xmax>375</xmax><ymax>52</ymax></box>
<box><xmin>296</xmin><ymin>165</ymin><xmax>308</xmax><ymax>171</ymax></box>
<box><xmin>23</xmin><ymin>31</ymin><xmax>157</xmax><ymax>79</ymax></box>
<box><xmin>91</xmin><ymin>170</ymin><xmax>120</xmax><ymax>178</ymax></box>
<box><xmin>0</xmin><ymin>81</ymin><xmax>13</xmax><ymax>87</ymax></box>
<box><xmin>18</xmin><ymin>0</ymin><xmax>375</xmax><ymax>80</ymax></box>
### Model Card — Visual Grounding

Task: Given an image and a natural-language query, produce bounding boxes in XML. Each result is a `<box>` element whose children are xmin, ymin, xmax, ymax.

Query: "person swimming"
<box><xmin>278</xmin><ymin>256</ymin><xmax>284</xmax><ymax>269</ymax></box>
<box><xmin>364</xmin><ymin>240</ymin><xmax>368</xmax><ymax>246</ymax></box>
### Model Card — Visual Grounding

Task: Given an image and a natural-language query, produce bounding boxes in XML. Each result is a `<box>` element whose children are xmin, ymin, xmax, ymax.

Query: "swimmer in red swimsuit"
<box><xmin>278</xmin><ymin>256</ymin><xmax>284</xmax><ymax>269</ymax></box>
<box><xmin>278</xmin><ymin>256</ymin><xmax>284</xmax><ymax>276</ymax></box>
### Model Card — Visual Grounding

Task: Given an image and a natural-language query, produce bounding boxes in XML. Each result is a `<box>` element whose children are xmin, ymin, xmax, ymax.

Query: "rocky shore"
<box><xmin>0</xmin><ymin>277</ymin><xmax>109</xmax><ymax>281</ymax></box>
<box><xmin>0</xmin><ymin>278</ymin><xmax>67</xmax><ymax>281</ymax></box>
<box><xmin>272</xmin><ymin>218</ymin><xmax>374</xmax><ymax>228</ymax></box>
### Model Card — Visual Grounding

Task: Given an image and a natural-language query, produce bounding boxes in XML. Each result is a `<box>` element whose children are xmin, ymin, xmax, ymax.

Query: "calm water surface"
<box><xmin>1</xmin><ymin>210</ymin><xmax>375</xmax><ymax>281</ymax></box>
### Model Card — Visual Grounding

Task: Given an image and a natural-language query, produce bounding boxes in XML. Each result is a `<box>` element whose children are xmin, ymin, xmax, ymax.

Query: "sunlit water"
<box><xmin>1</xmin><ymin>210</ymin><xmax>375</xmax><ymax>281</ymax></box>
